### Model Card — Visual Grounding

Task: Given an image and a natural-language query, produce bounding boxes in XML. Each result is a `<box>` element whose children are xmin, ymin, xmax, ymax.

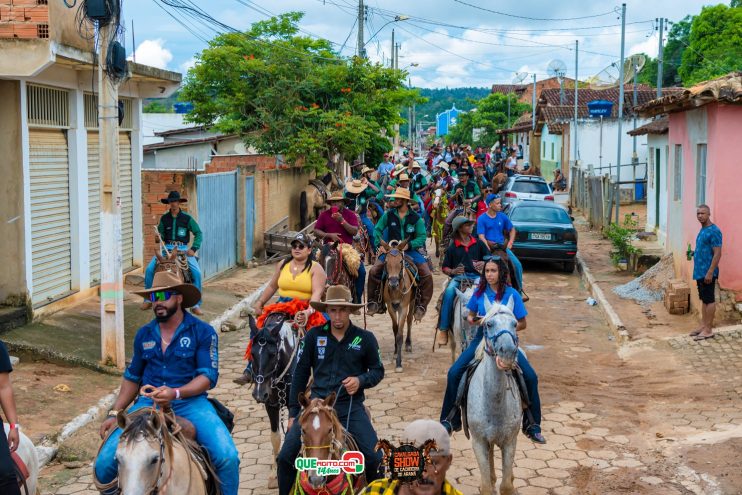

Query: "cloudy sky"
<box><xmin>122</xmin><ymin>0</ymin><xmax>713</xmax><ymax>88</ymax></box>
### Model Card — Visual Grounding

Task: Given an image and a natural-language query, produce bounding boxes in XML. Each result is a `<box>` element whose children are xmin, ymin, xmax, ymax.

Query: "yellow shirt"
<box><xmin>277</xmin><ymin>261</ymin><xmax>316</xmax><ymax>300</ymax></box>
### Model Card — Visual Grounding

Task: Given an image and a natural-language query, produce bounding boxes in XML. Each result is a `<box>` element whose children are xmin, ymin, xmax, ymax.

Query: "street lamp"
<box><xmin>365</xmin><ymin>15</ymin><xmax>410</xmax><ymax>47</ymax></box>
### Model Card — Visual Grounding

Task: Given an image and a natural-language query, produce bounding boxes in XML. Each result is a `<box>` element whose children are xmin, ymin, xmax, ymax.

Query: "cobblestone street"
<box><xmin>40</xmin><ymin>258</ymin><xmax>742</xmax><ymax>495</ymax></box>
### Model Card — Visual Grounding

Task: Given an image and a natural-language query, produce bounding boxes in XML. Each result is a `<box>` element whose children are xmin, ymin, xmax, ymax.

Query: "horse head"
<box><xmin>251</xmin><ymin>313</ymin><xmax>295</xmax><ymax>404</ymax></box>
<box><xmin>480</xmin><ymin>297</ymin><xmax>519</xmax><ymax>369</ymax></box>
<box><xmin>382</xmin><ymin>239</ymin><xmax>408</xmax><ymax>289</ymax></box>
<box><xmin>115</xmin><ymin>410</ymin><xmax>172</xmax><ymax>495</ymax></box>
<box><xmin>432</xmin><ymin>188</ymin><xmax>443</xmax><ymax>208</ymax></box>
<box><xmin>298</xmin><ymin>390</ymin><xmax>345</xmax><ymax>489</ymax></box>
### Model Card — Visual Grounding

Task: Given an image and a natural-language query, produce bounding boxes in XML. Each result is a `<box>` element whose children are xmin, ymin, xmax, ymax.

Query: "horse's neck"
<box><xmin>476</xmin><ymin>355</ymin><xmax>512</xmax><ymax>394</ymax></box>
<box><xmin>166</xmin><ymin>440</ymin><xmax>205</xmax><ymax>494</ymax></box>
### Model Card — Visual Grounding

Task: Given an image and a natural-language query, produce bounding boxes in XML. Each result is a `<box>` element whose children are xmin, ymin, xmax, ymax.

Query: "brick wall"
<box><xmin>0</xmin><ymin>0</ymin><xmax>49</xmax><ymax>39</ymax></box>
<box><xmin>141</xmin><ymin>171</ymin><xmax>194</xmax><ymax>262</ymax></box>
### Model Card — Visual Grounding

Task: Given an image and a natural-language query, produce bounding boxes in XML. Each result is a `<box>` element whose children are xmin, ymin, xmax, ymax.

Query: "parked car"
<box><xmin>501</xmin><ymin>175</ymin><xmax>554</xmax><ymax>206</ymax></box>
<box><xmin>506</xmin><ymin>200</ymin><xmax>578</xmax><ymax>272</ymax></box>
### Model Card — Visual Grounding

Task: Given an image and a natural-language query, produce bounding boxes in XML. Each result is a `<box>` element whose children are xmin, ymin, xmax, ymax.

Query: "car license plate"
<box><xmin>530</xmin><ymin>233</ymin><xmax>552</xmax><ymax>240</ymax></box>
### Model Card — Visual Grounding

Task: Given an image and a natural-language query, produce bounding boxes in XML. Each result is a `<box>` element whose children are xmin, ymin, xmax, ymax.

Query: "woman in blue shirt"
<box><xmin>440</xmin><ymin>256</ymin><xmax>545</xmax><ymax>443</ymax></box>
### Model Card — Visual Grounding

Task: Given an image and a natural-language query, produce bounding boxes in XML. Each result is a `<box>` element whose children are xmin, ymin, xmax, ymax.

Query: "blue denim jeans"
<box><xmin>360</xmin><ymin>215</ymin><xmax>376</xmax><ymax>252</ymax></box>
<box><xmin>440</xmin><ymin>329</ymin><xmax>541</xmax><ymax>434</ymax></box>
<box><xmin>145</xmin><ymin>246</ymin><xmax>202</xmax><ymax>307</ymax></box>
<box><xmin>355</xmin><ymin>263</ymin><xmax>366</xmax><ymax>304</ymax></box>
<box><xmin>438</xmin><ymin>274</ymin><xmax>480</xmax><ymax>331</ymax></box>
<box><xmin>94</xmin><ymin>395</ymin><xmax>239</xmax><ymax>495</ymax></box>
<box><xmin>507</xmin><ymin>248</ymin><xmax>523</xmax><ymax>292</ymax></box>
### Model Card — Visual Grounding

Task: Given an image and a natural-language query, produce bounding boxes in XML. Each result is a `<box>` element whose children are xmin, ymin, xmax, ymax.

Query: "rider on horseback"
<box><xmin>314</xmin><ymin>191</ymin><xmax>367</xmax><ymax>304</ymax></box>
<box><xmin>476</xmin><ymin>194</ymin><xmax>525</xmax><ymax>299</ymax></box>
<box><xmin>277</xmin><ymin>286</ymin><xmax>384</xmax><ymax>495</ymax></box>
<box><xmin>452</xmin><ymin>169</ymin><xmax>481</xmax><ymax>209</ymax></box>
<box><xmin>142</xmin><ymin>191</ymin><xmax>204</xmax><ymax>315</ymax></box>
<box><xmin>367</xmin><ymin>188</ymin><xmax>435</xmax><ymax>321</ymax></box>
<box><xmin>436</xmin><ymin>216</ymin><xmax>490</xmax><ymax>346</ymax></box>
<box><xmin>346</xmin><ymin>178</ymin><xmax>377</xmax><ymax>253</ymax></box>
<box><xmin>439</xmin><ymin>257</ymin><xmax>545</xmax><ymax>444</ymax></box>
<box><xmin>0</xmin><ymin>341</ymin><xmax>21</xmax><ymax>495</ymax></box>
<box><xmin>96</xmin><ymin>271</ymin><xmax>239</xmax><ymax>495</ymax></box>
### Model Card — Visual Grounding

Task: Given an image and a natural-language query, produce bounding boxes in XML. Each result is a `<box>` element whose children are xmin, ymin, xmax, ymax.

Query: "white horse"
<box><xmin>449</xmin><ymin>283</ymin><xmax>479</xmax><ymax>362</ymax></box>
<box><xmin>466</xmin><ymin>297</ymin><xmax>522</xmax><ymax>495</ymax></box>
<box><xmin>4</xmin><ymin>423</ymin><xmax>39</xmax><ymax>495</ymax></box>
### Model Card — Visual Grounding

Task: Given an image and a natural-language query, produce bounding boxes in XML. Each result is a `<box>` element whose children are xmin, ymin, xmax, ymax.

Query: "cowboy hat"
<box><xmin>310</xmin><ymin>285</ymin><xmax>363</xmax><ymax>313</ymax></box>
<box><xmin>345</xmin><ymin>179</ymin><xmax>368</xmax><ymax>195</ymax></box>
<box><xmin>411</xmin><ymin>161</ymin><xmax>421</xmax><ymax>169</ymax></box>
<box><xmin>396</xmin><ymin>172</ymin><xmax>410</xmax><ymax>182</ymax></box>
<box><xmin>351</xmin><ymin>159</ymin><xmax>365</xmax><ymax>168</ymax></box>
<box><xmin>436</xmin><ymin>162</ymin><xmax>450</xmax><ymax>172</ymax></box>
<box><xmin>385</xmin><ymin>187</ymin><xmax>412</xmax><ymax>201</ymax></box>
<box><xmin>133</xmin><ymin>270</ymin><xmax>201</xmax><ymax>309</ymax></box>
<box><xmin>160</xmin><ymin>191</ymin><xmax>187</xmax><ymax>204</ymax></box>
<box><xmin>327</xmin><ymin>190</ymin><xmax>349</xmax><ymax>202</ymax></box>
<box><xmin>361</xmin><ymin>166</ymin><xmax>375</xmax><ymax>175</ymax></box>
<box><xmin>452</xmin><ymin>215</ymin><xmax>474</xmax><ymax>234</ymax></box>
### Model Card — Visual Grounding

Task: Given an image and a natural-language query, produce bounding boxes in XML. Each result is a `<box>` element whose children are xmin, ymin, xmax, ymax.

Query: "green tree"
<box><xmin>635</xmin><ymin>54</ymin><xmax>658</xmax><ymax>88</ymax></box>
<box><xmin>446</xmin><ymin>92</ymin><xmax>530</xmax><ymax>147</ymax></box>
<box><xmin>143</xmin><ymin>101</ymin><xmax>172</xmax><ymax>113</ymax></box>
<box><xmin>663</xmin><ymin>15</ymin><xmax>693</xmax><ymax>86</ymax></box>
<box><xmin>679</xmin><ymin>4</ymin><xmax>742</xmax><ymax>84</ymax></box>
<box><xmin>180</xmin><ymin>12</ymin><xmax>420</xmax><ymax>172</ymax></box>
<box><xmin>732</xmin><ymin>0</ymin><xmax>740</xmax><ymax>8</ymax></box>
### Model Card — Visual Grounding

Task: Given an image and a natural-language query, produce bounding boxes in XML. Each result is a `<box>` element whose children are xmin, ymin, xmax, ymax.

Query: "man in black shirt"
<box><xmin>277</xmin><ymin>286</ymin><xmax>384</xmax><ymax>495</ymax></box>
<box><xmin>436</xmin><ymin>217</ymin><xmax>489</xmax><ymax>346</ymax></box>
<box><xmin>0</xmin><ymin>341</ymin><xmax>21</xmax><ymax>495</ymax></box>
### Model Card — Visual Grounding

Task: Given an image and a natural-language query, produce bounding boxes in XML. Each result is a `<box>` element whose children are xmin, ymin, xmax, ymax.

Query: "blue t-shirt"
<box><xmin>466</xmin><ymin>286</ymin><xmax>527</xmax><ymax>320</ymax></box>
<box><xmin>693</xmin><ymin>224</ymin><xmax>722</xmax><ymax>280</ymax></box>
<box><xmin>378</xmin><ymin>161</ymin><xmax>394</xmax><ymax>176</ymax></box>
<box><xmin>477</xmin><ymin>212</ymin><xmax>513</xmax><ymax>245</ymax></box>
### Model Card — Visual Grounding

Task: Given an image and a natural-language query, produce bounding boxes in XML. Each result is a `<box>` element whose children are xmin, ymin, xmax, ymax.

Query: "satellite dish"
<box><xmin>588</xmin><ymin>54</ymin><xmax>647</xmax><ymax>89</ymax></box>
<box><xmin>512</xmin><ymin>72</ymin><xmax>529</xmax><ymax>84</ymax></box>
<box><xmin>623</xmin><ymin>54</ymin><xmax>646</xmax><ymax>84</ymax></box>
<box><xmin>547</xmin><ymin>60</ymin><xmax>567</xmax><ymax>80</ymax></box>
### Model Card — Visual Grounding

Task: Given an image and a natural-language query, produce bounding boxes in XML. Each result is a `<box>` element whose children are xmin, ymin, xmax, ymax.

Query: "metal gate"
<box><xmin>245</xmin><ymin>176</ymin><xmax>255</xmax><ymax>260</ymax></box>
<box><xmin>29</xmin><ymin>129</ymin><xmax>73</xmax><ymax>304</ymax></box>
<box><xmin>87</xmin><ymin>132</ymin><xmax>101</xmax><ymax>284</ymax></box>
<box><xmin>119</xmin><ymin>132</ymin><xmax>134</xmax><ymax>270</ymax></box>
<box><xmin>197</xmin><ymin>171</ymin><xmax>237</xmax><ymax>279</ymax></box>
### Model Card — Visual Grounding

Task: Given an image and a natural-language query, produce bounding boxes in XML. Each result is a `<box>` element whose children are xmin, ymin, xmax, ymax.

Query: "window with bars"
<box><xmin>696</xmin><ymin>144</ymin><xmax>707</xmax><ymax>205</ymax></box>
<box><xmin>27</xmin><ymin>84</ymin><xmax>69</xmax><ymax>128</ymax></box>
<box><xmin>83</xmin><ymin>94</ymin><xmax>134</xmax><ymax>129</ymax></box>
<box><xmin>673</xmin><ymin>144</ymin><xmax>682</xmax><ymax>201</ymax></box>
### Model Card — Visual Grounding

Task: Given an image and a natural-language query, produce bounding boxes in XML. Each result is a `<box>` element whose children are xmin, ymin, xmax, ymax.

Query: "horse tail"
<box><xmin>299</xmin><ymin>191</ymin><xmax>308</xmax><ymax>229</ymax></box>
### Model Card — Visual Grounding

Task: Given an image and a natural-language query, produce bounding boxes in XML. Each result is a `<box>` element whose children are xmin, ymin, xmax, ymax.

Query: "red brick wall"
<box><xmin>0</xmin><ymin>1</ymin><xmax>49</xmax><ymax>39</ymax></box>
<box><xmin>141</xmin><ymin>171</ymin><xmax>192</xmax><ymax>261</ymax></box>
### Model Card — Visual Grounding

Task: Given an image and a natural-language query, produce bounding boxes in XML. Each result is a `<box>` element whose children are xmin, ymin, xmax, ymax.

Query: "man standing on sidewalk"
<box><xmin>690</xmin><ymin>204</ymin><xmax>722</xmax><ymax>341</ymax></box>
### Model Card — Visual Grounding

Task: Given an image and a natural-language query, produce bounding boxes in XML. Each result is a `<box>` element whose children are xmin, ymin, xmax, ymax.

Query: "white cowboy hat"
<box><xmin>385</xmin><ymin>187</ymin><xmax>412</xmax><ymax>201</ymax></box>
<box><xmin>310</xmin><ymin>285</ymin><xmax>363</xmax><ymax>313</ymax></box>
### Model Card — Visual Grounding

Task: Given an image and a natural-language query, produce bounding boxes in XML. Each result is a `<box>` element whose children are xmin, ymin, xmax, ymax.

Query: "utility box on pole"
<box><xmin>98</xmin><ymin>23</ymin><xmax>125</xmax><ymax>369</ymax></box>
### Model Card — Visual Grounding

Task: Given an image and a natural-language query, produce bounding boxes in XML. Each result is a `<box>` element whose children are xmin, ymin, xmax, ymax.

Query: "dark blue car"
<box><xmin>506</xmin><ymin>200</ymin><xmax>578</xmax><ymax>272</ymax></box>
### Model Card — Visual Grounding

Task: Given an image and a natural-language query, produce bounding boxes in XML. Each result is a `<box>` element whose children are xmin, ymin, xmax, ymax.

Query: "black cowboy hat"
<box><xmin>160</xmin><ymin>191</ymin><xmax>187</xmax><ymax>204</ymax></box>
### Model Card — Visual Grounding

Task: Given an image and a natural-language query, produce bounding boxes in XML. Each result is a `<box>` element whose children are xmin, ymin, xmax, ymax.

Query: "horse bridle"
<box><xmin>253</xmin><ymin>329</ymin><xmax>297</xmax><ymax>388</ymax></box>
<box><xmin>483</xmin><ymin>328</ymin><xmax>519</xmax><ymax>360</ymax></box>
<box><xmin>385</xmin><ymin>248</ymin><xmax>413</xmax><ymax>296</ymax></box>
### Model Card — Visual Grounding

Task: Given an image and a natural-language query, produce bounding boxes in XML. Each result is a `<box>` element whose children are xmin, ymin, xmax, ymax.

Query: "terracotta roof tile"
<box><xmin>627</xmin><ymin>116</ymin><xmax>669</xmax><ymax>136</ymax></box>
<box><xmin>638</xmin><ymin>72</ymin><xmax>742</xmax><ymax>116</ymax></box>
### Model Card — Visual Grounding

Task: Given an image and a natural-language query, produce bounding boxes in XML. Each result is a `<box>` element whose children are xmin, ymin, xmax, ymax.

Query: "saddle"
<box><xmin>12</xmin><ymin>451</ymin><xmax>30</xmax><ymax>494</ymax></box>
<box><xmin>308</xmin><ymin>179</ymin><xmax>329</xmax><ymax>202</ymax></box>
<box><xmin>448</xmin><ymin>357</ymin><xmax>534</xmax><ymax>439</ymax></box>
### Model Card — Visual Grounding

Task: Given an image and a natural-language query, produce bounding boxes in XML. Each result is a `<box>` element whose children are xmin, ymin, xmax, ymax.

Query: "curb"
<box><xmin>576</xmin><ymin>253</ymin><xmax>630</xmax><ymax>345</ymax></box>
<box><xmin>35</xmin><ymin>281</ymin><xmax>269</xmax><ymax>469</ymax></box>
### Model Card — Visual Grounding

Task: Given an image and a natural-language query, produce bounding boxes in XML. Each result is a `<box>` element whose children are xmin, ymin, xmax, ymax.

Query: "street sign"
<box><xmin>587</xmin><ymin>100</ymin><xmax>613</xmax><ymax>117</ymax></box>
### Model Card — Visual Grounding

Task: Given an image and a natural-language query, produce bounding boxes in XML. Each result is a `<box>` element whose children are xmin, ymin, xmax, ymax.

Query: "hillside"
<box><xmin>400</xmin><ymin>86</ymin><xmax>490</xmax><ymax>137</ymax></box>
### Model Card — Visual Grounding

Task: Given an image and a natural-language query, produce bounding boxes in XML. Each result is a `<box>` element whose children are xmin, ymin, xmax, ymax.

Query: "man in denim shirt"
<box><xmin>690</xmin><ymin>204</ymin><xmax>723</xmax><ymax>341</ymax></box>
<box><xmin>94</xmin><ymin>271</ymin><xmax>239</xmax><ymax>495</ymax></box>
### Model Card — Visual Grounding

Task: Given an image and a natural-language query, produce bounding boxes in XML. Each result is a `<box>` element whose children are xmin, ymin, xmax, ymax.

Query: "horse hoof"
<box><xmin>405</xmin><ymin>345</ymin><xmax>412</xmax><ymax>353</ymax></box>
<box><xmin>395</xmin><ymin>367</ymin><xmax>403</xmax><ymax>373</ymax></box>
<box><xmin>267</xmin><ymin>476</ymin><xmax>278</xmax><ymax>489</ymax></box>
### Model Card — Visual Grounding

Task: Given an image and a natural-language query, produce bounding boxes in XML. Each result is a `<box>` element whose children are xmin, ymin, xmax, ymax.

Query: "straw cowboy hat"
<box><xmin>327</xmin><ymin>190</ymin><xmax>349</xmax><ymax>202</ymax></box>
<box><xmin>396</xmin><ymin>172</ymin><xmax>410</xmax><ymax>182</ymax></box>
<box><xmin>436</xmin><ymin>162</ymin><xmax>450</xmax><ymax>172</ymax></box>
<box><xmin>361</xmin><ymin>166</ymin><xmax>375</xmax><ymax>175</ymax></box>
<box><xmin>133</xmin><ymin>270</ymin><xmax>201</xmax><ymax>309</ymax></box>
<box><xmin>310</xmin><ymin>285</ymin><xmax>363</xmax><ymax>313</ymax></box>
<box><xmin>345</xmin><ymin>179</ymin><xmax>368</xmax><ymax>195</ymax></box>
<box><xmin>160</xmin><ymin>191</ymin><xmax>187</xmax><ymax>204</ymax></box>
<box><xmin>385</xmin><ymin>187</ymin><xmax>412</xmax><ymax>201</ymax></box>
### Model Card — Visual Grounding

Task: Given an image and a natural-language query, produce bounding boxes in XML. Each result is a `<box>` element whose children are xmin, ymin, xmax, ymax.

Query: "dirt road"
<box><xmin>39</xmin><ymin>254</ymin><xmax>742</xmax><ymax>494</ymax></box>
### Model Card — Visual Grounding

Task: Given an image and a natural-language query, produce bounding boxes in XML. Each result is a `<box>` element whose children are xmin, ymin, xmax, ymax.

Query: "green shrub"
<box><xmin>604</xmin><ymin>217</ymin><xmax>642</xmax><ymax>267</ymax></box>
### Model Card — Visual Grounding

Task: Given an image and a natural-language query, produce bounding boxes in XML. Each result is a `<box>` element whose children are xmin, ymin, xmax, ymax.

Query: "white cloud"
<box><xmin>629</xmin><ymin>35</ymin><xmax>659</xmax><ymax>58</ymax></box>
<box><xmin>179</xmin><ymin>57</ymin><xmax>196</xmax><ymax>74</ymax></box>
<box><xmin>131</xmin><ymin>39</ymin><xmax>173</xmax><ymax>69</ymax></box>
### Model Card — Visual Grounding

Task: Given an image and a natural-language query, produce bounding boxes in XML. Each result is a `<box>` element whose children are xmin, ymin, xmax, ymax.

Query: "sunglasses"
<box><xmin>483</xmin><ymin>255</ymin><xmax>502</xmax><ymax>261</ymax></box>
<box><xmin>149</xmin><ymin>290</ymin><xmax>178</xmax><ymax>302</ymax></box>
<box><xmin>291</xmin><ymin>243</ymin><xmax>308</xmax><ymax>249</ymax></box>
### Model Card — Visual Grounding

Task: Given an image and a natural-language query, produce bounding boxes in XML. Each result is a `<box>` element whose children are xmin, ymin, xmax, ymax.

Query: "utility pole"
<box><xmin>656</xmin><ymin>18</ymin><xmax>665</xmax><ymax>98</ymax></box>
<box><xmin>131</xmin><ymin>20</ymin><xmax>136</xmax><ymax>63</ymax></box>
<box><xmin>98</xmin><ymin>21</ymin><xmax>125</xmax><ymax>369</ymax></box>
<box><xmin>531</xmin><ymin>73</ymin><xmax>537</xmax><ymax>131</ymax></box>
<box><xmin>393</xmin><ymin>42</ymin><xmax>400</xmax><ymax>155</ymax></box>
<box><xmin>390</xmin><ymin>29</ymin><xmax>395</xmax><ymax>68</ymax></box>
<box><xmin>615</xmin><ymin>2</ymin><xmax>626</xmax><ymax>223</ymax></box>
<box><xmin>573</xmin><ymin>40</ymin><xmax>579</xmax><ymax>167</ymax></box>
<box><xmin>357</xmin><ymin>0</ymin><xmax>365</xmax><ymax>58</ymax></box>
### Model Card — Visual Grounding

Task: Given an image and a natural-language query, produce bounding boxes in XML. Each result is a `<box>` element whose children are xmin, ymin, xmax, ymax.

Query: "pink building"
<box><xmin>639</xmin><ymin>72</ymin><xmax>742</xmax><ymax>312</ymax></box>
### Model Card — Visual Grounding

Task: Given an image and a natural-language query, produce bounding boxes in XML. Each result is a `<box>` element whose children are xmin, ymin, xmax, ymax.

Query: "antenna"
<box><xmin>547</xmin><ymin>59</ymin><xmax>568</xmax><ymax>104</ymax></box>
<box><xmin>588</xmin><ymin>54</ymin><xmax>646</xmax><ymax>90</ymax></box>
<box><xmin>622</xmin><ymin>54</ymin><xmax>646</xmax><ymax>84</ymax></box>
<box><xmin>512</xmin><ymin>72</ymin><xmax>528</xmax><ymax>84</ymax></box>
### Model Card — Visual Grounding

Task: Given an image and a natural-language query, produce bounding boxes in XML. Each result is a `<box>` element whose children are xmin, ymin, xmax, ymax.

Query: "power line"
<box><xmin>452</xmin><ymin>0</ymin><xmax>619</xmax><ymax>21</ymax></box>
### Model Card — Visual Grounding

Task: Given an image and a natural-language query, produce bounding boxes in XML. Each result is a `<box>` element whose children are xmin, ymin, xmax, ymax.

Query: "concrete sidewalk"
<box><xmin>1</xmin><ymin>265</ymin><xmax>272</xmax><ymax>372</ymax></box>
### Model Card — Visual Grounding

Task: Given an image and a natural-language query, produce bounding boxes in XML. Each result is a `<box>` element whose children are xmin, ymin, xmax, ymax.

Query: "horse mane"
<box><xmin>121</xmin><ymin>409</ymin><xmax>175</xmax><ymax>462</ymax></box>
<box><xmin>480</xmin><ymin>301</ymin><xmax>515</xmax><ymax>326</ymax></box>
<box><xmin>300</xmin><ymin>400</ymin><xmax>357</xmax><ymax>454</ymax></box>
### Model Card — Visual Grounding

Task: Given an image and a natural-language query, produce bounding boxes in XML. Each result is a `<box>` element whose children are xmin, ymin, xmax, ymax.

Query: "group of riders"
<box><xmin>0</xmin><ymin>143</ymin><xmax>547</xmax><ymax>495</ymax></box>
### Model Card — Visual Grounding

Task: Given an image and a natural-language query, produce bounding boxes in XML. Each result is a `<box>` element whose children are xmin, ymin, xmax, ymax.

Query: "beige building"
<box><xmin>0</xmin><ymin>1</ymin><xmax>180</xmax><ymax>319</ymax></box>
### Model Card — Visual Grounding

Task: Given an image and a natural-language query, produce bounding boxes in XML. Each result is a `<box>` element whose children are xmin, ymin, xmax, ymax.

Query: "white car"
<box><xmin>501</xmin><ymin>175</ymin><xmax>554</xmax><ymax>205</ymax></box>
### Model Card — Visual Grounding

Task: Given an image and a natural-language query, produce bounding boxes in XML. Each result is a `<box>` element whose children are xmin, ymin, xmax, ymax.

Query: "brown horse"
<box><xmin>316</xmin><ymin>242</ymin><xmax>361</xmax><ymax>302</ymax></box>
<box><xmin>300</xmin><ymin>170</ymin><xmax>343</xmax><ymax>229</ymax></box>
<box><xmin>295</xmin><ymin>391</ymin><xmax>366</xmax><ymax>494</ymax></box>
<box><xmin>380</xmin><ymin>239</ymin><xmax>416</xmax><ymax>373</ymax></box>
